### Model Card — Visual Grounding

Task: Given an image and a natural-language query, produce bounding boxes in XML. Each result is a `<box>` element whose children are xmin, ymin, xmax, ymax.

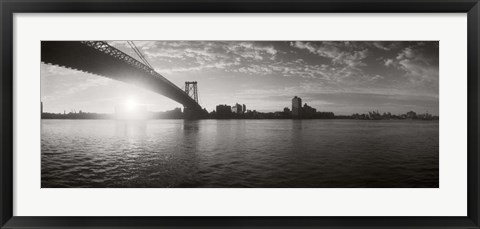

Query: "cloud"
<box><xmin>226</xmin><ymin>42</ymin><xmax>278</xmax><ymax>60</ymax></box>
<box><xmin>290</xmin><ymin>41</ymin><xmax>368</xmax><ymax>68</ymax></box>
<box><xmin>339</xmin><ymin>49</ymin><xmax>368</xmax><ymax>67</ymax></box>
<box><xmin>156</xmin><ymin>61</ymin><xmax>236</xmax><ymax>74</ymax></box>
<box><xmin>372</xmin><ymin>41</ymin><xmax>391</xmax><ymax>51</ymax></box>
<box><xmin>112</xmin><ymin>40</ymin><xmax>435</xmax><ymax>95</ymax></box>
<box><xmin>237</xmin><ymin>65</ymin><xmax>273</xmax><ymax>75</ymax></box>
<box><xmin>289</xmin><ymin>41</ymin><xmax>374</xmax><ymax>84</ymax></box>
<box><xmin>384</xmin><ymin>59</ymin><xmax>394</xmax><ymax>66</ymax></box>
<box><xmin>291</xmin><ymin>41</ymin><xmax>343</xmax><ymax>60</ymax></box>
<box><xmin>386</xmin><ymin>45</ymin><xmax>439</xmax><ymax>85</ymax></box>
<box><xmin>119</xmin><ymin>41</ymin><xmax>279</xmax><ymax>73</ymax></box>
<box><xmin>396</xmin><ymin>47</ymin><xmax>415</xmax><ymax>60</ymax></box>
<box><xmin>368</xmin><ymin>74</ymin><xmax>384</xmax><ymax>81</ymax></box>
<box><xmin>230</xmin><ymin>61</ymin><xmax>333</xmax><ymax>80</ymax></box>
<box><xmin>281</xmin><ymin>64</ymin><xmax>331</xmax><ymax>79</ymax></box>
<box><xmin>291</xmin><ymin>41</ymin><xmax>317</xmax><ymax>54</ymax></box>
<box><xmin>110</xmin><ymin>41</ymin><xmax>368</xmax><ymax>83</ymax></box>
<box><xmin>398</xmin><ymin>59</ymin><xmax>438</xmax><ymax>82</ymax></box>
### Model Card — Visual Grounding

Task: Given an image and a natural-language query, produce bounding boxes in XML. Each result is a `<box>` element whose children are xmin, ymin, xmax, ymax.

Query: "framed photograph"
<box><xmin>1</xmin><ymin>0</ymin><xmax>479</xmax><ymax>228</ymax></box>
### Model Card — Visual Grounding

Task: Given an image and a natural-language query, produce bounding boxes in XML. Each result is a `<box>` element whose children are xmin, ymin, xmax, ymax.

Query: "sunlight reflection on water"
<box><xmin>41</xmin><ymin>119</ymin><xmax>439</xmax><ymax>188</ymax></box>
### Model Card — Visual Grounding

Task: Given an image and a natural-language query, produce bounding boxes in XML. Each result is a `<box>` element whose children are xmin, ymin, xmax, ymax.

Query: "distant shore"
<box><xmin>41</xmin><ymin>112</ymin><xmax>439</xmax><ymax>121</ymax></box>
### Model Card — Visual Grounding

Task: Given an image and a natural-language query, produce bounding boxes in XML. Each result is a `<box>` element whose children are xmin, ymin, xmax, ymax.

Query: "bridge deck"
<box><xmin>41</xmin><ymin>41</ymin><xmax>203</xmax><ymax>113</ymax></box>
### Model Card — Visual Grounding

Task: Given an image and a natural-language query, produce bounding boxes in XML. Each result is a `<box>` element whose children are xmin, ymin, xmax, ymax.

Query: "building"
<box><xmin>216</xmin><ymin>104</ymin><xmax>232</xmax><ymax>118</ymax></box>
<box><xmin>242</xmin><ymin>104</ymin><xmax>246</xmax><ymax>114</ymax></box>
<box><xmin>406</xmin><ymin>111</ymin><xmax>417</xmax><ymax>119</ymax></box>
<box><xmin>41</xmin><ymin>102</ymin><xmax>43</xmax><ymax>114</ymax></box>
<box><xmin>292</xmin><ymin>96</ymin><xmax>302</xmax><ymax>118</ymax></box>
<box><xmin>317</xmin><ymin>112</ymin><xmax>335</xmax><ymax>119</ymax></box>
<box><xmin>303</xmin><ymin>103</ymin><xmax>317</xmax><ymax>118</ymax></box>
<box><xmin>231</xmin><ymin>103</ymin><xmax>243</xmax><ymax>114</ymax></box>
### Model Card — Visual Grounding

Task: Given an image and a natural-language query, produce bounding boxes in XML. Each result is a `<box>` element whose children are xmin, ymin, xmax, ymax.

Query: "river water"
<box><xmin>41</xmin><ymin>119</ymin><xmax>439</xmax><ymax>188</ymax></box>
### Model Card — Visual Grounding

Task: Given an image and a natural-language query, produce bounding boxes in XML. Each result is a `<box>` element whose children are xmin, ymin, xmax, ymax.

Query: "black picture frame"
<box><xmin>1</xmin><ymin>0</ymin><xmax>479</xmax><ymax>228</ymax></box>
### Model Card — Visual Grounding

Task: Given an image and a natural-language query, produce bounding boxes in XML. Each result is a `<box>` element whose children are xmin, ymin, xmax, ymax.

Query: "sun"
<box><xmin>115</xmin><ymin>97</ymin><xmax>148</xmax><ymax>120</ymax></box>
<box><xmin>125</xmin><ymin>98</ymin><xmax>137</xmax><ymax>112</ymax></box>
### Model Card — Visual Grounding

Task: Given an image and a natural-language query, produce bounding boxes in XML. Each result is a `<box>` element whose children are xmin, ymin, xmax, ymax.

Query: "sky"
<box><xmin>41</xmin><ymin>41</ymin><xmax>439</xmax><ymax>115</ymax></box>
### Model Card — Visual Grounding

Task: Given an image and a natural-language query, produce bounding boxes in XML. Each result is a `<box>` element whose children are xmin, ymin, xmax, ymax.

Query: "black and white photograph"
<box><xmin>40</xmin><ymin>41</ymin><xmax>439</xmax><ymax>188</ymax></box>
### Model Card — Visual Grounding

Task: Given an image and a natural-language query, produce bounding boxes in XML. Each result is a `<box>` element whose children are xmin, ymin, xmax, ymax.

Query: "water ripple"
<box><xmin>41</xmin><ymin>119</ymin><xmax>439</xmax><ymax>188</ymax></box>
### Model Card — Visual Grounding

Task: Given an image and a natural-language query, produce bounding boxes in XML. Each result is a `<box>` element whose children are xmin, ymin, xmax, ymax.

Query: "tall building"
<box><xmin>41</xmin><ymin>102</ymin><xmax>43</xmax><ymax>114</ymax></box>
<box><xmin>232</xmin><ymin>103</ymin><xmax>243</xmax><ymax>114</ymax></box>
<box><xmin>242</xmin><ymin>104</ymin><xmax>246</xmax><ymax>114</ymax></box>
<box><xmin>292</xmin><ymin>96</ymin><xmax>302</xmax><ymax>118</ymax></box>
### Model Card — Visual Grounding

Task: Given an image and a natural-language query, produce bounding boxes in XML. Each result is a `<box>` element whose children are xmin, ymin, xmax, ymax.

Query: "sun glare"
<box><xmin>125</xmin><ymin>98</ymin><xmax>137</xmax><ymax>112</ymax></box>
<box><xmin>114</xmin><ymin>97</ymin><xmax>148</xmax><ymax>120</ymax></box>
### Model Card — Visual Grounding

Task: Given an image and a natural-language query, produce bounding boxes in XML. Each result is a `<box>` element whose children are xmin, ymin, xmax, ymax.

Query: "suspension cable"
<box><xmin>127</xmin><ymin>41</ymin><xmax>152</xmax><ymax>68</ymax></box>
<box><xmin>131</xmin><ymin>42</ymin><xmax>153</xmax><ymax>69</ymax></box>
<box><xmin>127</xmin><ymin>41</ymin><xmax>154</xmax><ymax>70</ymax></box>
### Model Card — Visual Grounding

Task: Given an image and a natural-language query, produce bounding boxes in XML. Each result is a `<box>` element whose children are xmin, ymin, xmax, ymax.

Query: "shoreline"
<box><xmin>40</xmin><ymin>118</ymin><xmax>439</xmax><ymax>121</ymax></box>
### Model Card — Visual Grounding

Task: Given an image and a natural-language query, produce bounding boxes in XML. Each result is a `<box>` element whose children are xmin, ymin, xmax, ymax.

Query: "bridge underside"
<box><xmin>41</xmin><ymin>41</ymin><xmax>204</xmax><ymax>117</ymax></box>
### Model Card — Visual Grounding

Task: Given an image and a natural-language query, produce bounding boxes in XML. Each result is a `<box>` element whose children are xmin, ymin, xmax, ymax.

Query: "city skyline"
<box><xmin>41</xmin><ymin>41</ymin><xmax>439</xmax><ymax>115</ymax></box>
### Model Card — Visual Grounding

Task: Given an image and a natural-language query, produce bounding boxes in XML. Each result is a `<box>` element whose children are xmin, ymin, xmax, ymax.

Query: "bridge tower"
<box><xmin>184</xmin><ymin>81</ymin><xmax>203</xmax><ymax>119</ymax></box>
<box><xmin>185</xmin><ymin>81</ymin><xmax>198</xmax><ymax>103</ymax></box>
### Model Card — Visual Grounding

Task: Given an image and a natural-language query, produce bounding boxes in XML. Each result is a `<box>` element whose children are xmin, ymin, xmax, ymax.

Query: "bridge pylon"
<box><xmin>185</xmin><ymin>81</ymin><xmax>198</xmax><ymax>103</ymax></box>
<box><xmin>183</xmin><ymin>81</ymin><xmax>206</xmax><ymax>119</ymax></box>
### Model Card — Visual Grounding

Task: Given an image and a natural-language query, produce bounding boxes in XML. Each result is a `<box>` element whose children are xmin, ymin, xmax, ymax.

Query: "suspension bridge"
<box><xmin>41</xmin><ymin>41</ymin><xmax>205</xmax><ymax>119</ymax></box>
